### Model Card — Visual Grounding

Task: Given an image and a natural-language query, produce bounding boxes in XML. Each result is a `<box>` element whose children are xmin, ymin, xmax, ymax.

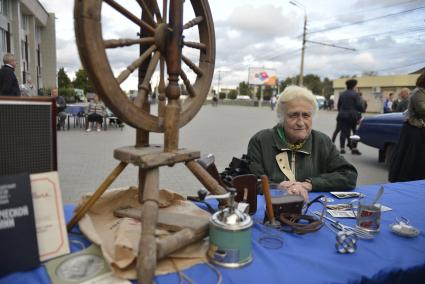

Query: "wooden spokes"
<box><xmin>103</xmin><ymin>37</ymin><xmax>155</xmax><ymax>49</ymax></box>
<box><xmin>75</xmin><ymin>0</ymin><xmax>215</xmax><ymax>132</ymax></box>
<box><xmin>183</xmin><ymin>16</ymin><xmax>204</xmax><ymax>29</ymax></box>
<box><xmin>103</xmin><ymin>0</ymin><xmax>155</xmax><ymax>33</ymax></box>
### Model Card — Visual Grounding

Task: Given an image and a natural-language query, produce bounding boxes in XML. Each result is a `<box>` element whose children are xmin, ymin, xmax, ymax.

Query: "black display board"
<box><xmin>0</xmin><ymin>96</ymin><xmax>57</xmax><ymax>175</ymax></box>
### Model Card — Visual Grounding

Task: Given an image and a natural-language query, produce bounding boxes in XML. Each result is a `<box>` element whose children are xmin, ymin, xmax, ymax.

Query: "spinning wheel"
<box><xmin>71</xmin><ymin>1</ymin><xmax>227</xmax><ymax>283</ymax></box>
<box><xmin>75</xmin><ymin>0</ymin><xmax>215</xmax><ymax>132</ymax></box>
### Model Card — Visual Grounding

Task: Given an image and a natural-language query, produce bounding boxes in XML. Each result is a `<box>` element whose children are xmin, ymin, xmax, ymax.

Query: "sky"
<box><xmin>40</xmin><ymin>0</ymin><xmax>425</xmax><ymax>91</ymax></box>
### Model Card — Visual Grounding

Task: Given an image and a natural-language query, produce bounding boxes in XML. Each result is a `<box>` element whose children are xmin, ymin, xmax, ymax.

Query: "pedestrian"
<box><xmin>358</xmin><ymin>92</ymin><xmax>367</xmax><ymax>113</ymax></box>
<box><xmin>328</xmin><ymin>97</ymin><xmax>334</xmax><ymax>110</ymax></box>
<box><xmin>336</xmin><ymin>79</ymin><xmax>364</xmax><ymax>155</ymax></box>
<box><xmin>394</xmin><ymin>88</ymin><xmax>410</xmax><ymax>112</ymax></box>
<box><xmin>51</xmin><ymin>88</ymin><xmax>67</xmax><ymax>130</ymax></box>
<box><xmin>270</xmin><ymin>95</ymin><xmax>277</xmax><ymax>111</ymax></box>
<box><xmin>331</xmin><ymin>91</ymin><xmax>365</xmax><ymax>148</ymax></box>
<box><xmin>20</xmin><ymin>78</ymin><xmax>36</xmax><ymax>96</ymax></box>
<box><xmin>389</xmin><ymin>71</ymin><xmax>425</xmax><ymax>182</ymax></box>
<box><xmin>349</xmin><ymin>91</ymin><xmax>367</xmax><ymax>151</ymax></box>
<box><xmin>212</xmin><ymin>93</ymin><xmax>218</xmax><ymax>107</ymax></box>
<box><xmin>383</xmin><ymin>92</ymin><xmax>394</xmax><ymax>113</ymax></box>
<box><xmin>0</xmin><ymin>53</ymin><xmax>20</xmax><ymax>96</ymax></box>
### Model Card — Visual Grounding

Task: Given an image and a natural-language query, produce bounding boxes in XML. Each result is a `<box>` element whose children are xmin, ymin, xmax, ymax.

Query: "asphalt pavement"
<box><xmin>57</xmin><ymin>105</ymin><xmax>388</xmax><ymax>203</ymax></box>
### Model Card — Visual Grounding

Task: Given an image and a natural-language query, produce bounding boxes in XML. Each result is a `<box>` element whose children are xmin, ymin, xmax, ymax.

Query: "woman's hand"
<box><xmin>278</xmin><ymin>181</ymin><xmax>312</xmax><ymax>202</ymax></box>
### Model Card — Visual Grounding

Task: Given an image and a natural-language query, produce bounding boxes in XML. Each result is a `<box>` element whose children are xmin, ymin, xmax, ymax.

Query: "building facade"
<box><xmin>333</xmin><ymin>74</ymin><xmax>420</xmax><ymax>113</ymax></box>
<box><xmin>0</xmin><ymin>0</ymin><xmax>56</xmax><ymax>91</ymax></box>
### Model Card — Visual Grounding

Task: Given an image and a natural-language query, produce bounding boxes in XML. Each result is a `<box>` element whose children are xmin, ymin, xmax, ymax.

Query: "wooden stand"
<box><xmin>67</xmin><ymin>145</ymin><xmax>227</xmax><ymax>284</ymax></box>
<box><xmin>71</xmin><ymin>1</ymin><xmax>221</xmax><ymax>283</ymax></box>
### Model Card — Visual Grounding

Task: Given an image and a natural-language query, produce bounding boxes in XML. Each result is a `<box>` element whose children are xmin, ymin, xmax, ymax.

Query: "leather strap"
<box><xmin>279</xmin><ymin>213</ymin><xmax>323</xmax><ymax>234</ymax></box>
<box><xmin>278</xmin><ymin>194</ymin><xmax>326</xmax><ymax>234</ymax></box>
<box><xmin>275</xmin><ymin>152</ymin><xmax>295</xmax><ymax>181</ymax></box>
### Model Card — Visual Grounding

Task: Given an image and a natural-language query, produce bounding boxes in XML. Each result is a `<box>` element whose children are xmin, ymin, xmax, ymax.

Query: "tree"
<box><xmin>238</xmin><ymin>81</ymin><xmax>252</xmax><ymax>97</ymax></box>
<box><xmin>322</xmin><ymin>77</ymin><xmax>333</xmax><ymax>98</ymax></box>
<box><xmin>228</xmin><ymin>89</ymin><xmax>238</xmax><ymax>99</ymax></box>
<box><xmin>279</xmin><ymin>77</ymin><xmax>294</xmax><ymax>92</ymax></box>
<box><xmin>57</xmin><ymin>68</ymin><xmax>72</xmax><ymax>88</ymax></box>
<box><xmin>362</xmin><ymin>71</ymin><xmax>378</xmax><ymax>77</ymax></box>
<box><xmin>72</xmin><ymin>68</ymin><xmax>95</xmax><ymax>93</ymax></box>
<box><xmin>302</xmin><ymin>74</ymin><xmax>322</xmax><ymax>94</ymax></box>
<box><xmin>263</xmin><ymin>85</ymin><xmax>273</xmax><ymax>101</ymax></box>
<box><xmin>279</xmin><ymin>75</ymin><xmax>334</xmax><ymax>97</ymax></box>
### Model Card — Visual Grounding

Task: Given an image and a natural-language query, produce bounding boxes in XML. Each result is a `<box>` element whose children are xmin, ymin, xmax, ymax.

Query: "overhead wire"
<box><xmin>329</xmin><ymin>0</ymin><xmax>424</xmax><ymax>18</ymax></box>
<box><xmin>376</xmin><ymin>60</ymin><xmax>425</xmax><ymax>72</ymax></box>
<box><xmin>215</xmin><ymin>1</ymin><xmax>425</xmax><ymax>83</ymax></box>
<box><xmin>311</xmin><ymin>25</ymin><xmax>425</xmax><ymax>43</ymax></box>
<box><xmin>307</xmin><ymin>5</ymin><xmax>425</xmax><ymax>35</ymax></box>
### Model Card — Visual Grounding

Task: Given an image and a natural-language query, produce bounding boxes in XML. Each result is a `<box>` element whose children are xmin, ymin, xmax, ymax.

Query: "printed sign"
<box><xmin>248</xmin><ymin>68</ymin><xmax>277</xmax><ymax>86</ymax></box>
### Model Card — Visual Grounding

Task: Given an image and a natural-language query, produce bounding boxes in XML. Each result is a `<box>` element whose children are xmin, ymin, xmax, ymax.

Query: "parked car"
<box><xmin>315</xmin><ymin>95</ymin><xmax>325</xmax><ymax>109</ymax></box>
<box><xmin>236</xmin><ymin>95</ymin><xmax>251</xmax><ymax>100</ymax></box>
<box><xmin>355</xmin><ymin>112</ymin><xmax>404</xmax><ymax>166</ymax></box>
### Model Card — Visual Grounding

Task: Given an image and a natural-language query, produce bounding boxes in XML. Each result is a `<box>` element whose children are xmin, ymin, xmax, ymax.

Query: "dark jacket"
<box><xmin>395</xmin><ymin>98</ymin><xmax>409</xmax><ymax>112</ymax></box>
<box><xmin>406</xmin><ymin>87</ymin><xmax>425</xmax><ymax>128</ymax></box>
<box><xmin>55</xmin><ymin>96</ymin><xmax>67</xmax><ymax>112</ymax></box>
<box><xmin>0</xmin><ymin>65</ymin><xmax>20</xmax><ymax>96</ymax></box>
<box><xmin>337</xmin><ymin>89</ymin><xmax>364</xmax><ymax>121</ymax></box>
<box><xmin>247</xmin><ymin>125</ymin><xmax>358</xmax><ymax>191</ymax></box>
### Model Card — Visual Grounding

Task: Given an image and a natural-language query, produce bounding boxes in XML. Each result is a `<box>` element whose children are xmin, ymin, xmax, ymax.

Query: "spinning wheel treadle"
<box><xmin>74</xmin><ymin>0</ymin><xmax>215</xmax><ymax>132</ymax></box>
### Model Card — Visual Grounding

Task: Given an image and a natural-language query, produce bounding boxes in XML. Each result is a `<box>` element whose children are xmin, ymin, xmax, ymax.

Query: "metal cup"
<box><xmin>351</xmin><ymin>199</ymin><xmax>381</xmax><ymax>233</ymax></box>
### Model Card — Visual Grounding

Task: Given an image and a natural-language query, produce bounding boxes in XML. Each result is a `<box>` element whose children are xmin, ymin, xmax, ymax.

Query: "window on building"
<box><xmin>0</xmin><ymin>0</ymin><xmax>8</xmax><ymax>16</ymax></box>
<box><xmin>0</xmin><ymin>27</ymin><xmax>7</xmax><ymax>54</ymax></box>
<box><xmin>21</xmin><ymin>14</ymin><xmax>29</xmax><ymax>31</ymax></box>
<box><xmin>35</xmin><ymin>26</ymin><xmax>41</xmax><ymax>44</ymax></box>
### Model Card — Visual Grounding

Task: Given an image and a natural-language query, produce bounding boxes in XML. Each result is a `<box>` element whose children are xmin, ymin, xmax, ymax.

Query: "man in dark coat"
<box><xmin>0</xmin><ymin>53</ymin><xmax>20</xmax><ymax>96</ymax></box>
<box><xmin>336</xmin><ymin>79</ymin><xmax>364</xmax><ymax>155</ymax></box>
<box><xmin>395</xmin><ymin>88</ymin><xmax>410</xmax><ymax>112</ymax></box>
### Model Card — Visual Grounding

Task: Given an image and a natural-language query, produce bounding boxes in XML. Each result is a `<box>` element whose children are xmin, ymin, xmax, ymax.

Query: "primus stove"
<box><xmin>207</xmin><ymin>189</ymin><xmax>253</xmax><ymax>267</ymax></box>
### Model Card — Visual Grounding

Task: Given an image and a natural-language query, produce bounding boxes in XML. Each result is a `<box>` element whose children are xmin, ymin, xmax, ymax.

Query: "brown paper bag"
<box><xmin>76</xmin><ymin>186</ymin><xmax>210</xmax><ymax>279</ymax></box>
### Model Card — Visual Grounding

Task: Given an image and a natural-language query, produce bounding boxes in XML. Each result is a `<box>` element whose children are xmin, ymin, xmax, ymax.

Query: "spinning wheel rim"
<box><xmin>74</xmin><ymin>0</ymin><xmax>215</xmax><ymax>132</ymax></box>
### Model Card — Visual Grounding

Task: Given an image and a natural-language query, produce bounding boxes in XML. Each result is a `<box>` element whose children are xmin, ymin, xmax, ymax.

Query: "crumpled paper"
<box><xmin>75</xmin><ymin>186</ymin><xmax>210</xmax><ymax>279</ymax></box>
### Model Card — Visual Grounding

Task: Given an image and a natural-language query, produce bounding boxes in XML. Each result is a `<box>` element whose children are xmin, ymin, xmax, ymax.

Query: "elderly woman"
<box><xmin>247</xmin><ymin>86</ymin><xmax>357</xmax><ymax>201</ymax></box>
<box><xmin>85</xmin><ymin>94</ymin><xmax>106</xmax><ymax>132</ymax></box>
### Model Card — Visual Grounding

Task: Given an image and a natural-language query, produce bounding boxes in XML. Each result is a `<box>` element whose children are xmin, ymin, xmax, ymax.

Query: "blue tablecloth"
<box><xmin>65</xmin><ymin>104</ymin><xmax>86</xmax><ymax>116</ymax></box>
<box><xmin>1</xmin><ymin>180</ymin><xmax>425</xmax><ymax>284</ymax></box>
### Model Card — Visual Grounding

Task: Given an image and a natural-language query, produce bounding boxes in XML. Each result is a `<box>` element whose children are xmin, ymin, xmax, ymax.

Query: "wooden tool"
<box><xmin>261</xmin><ymin>175</ymin><xmax>276</xmax><ymax>224</ymax></box>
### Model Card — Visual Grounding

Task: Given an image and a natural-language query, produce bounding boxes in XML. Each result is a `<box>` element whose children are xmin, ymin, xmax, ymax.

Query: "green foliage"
<box><xmin>37</xmin><ymin>87</ymin><xmax>51</xmax><ymax>96</ymax></box>
<box><xmin>219</xmin><ymin>92</ymin><xmax>226</xmax><ymax>99</ymax></box>
<box><xmin>277</xmin><ymin>74</ymin><xmax>331</xmax><ymax>96</ymax></box>
<box><xmin>255</xmin><ymin>86</ymin><xmax>261</xmax><ymax>100</ymax></box>
<box><xmin>238</xmin><ymin>81</ymin><xmax>252</xmax><ymax>97</ymax></box>
<box><xmin>58</xmin><ymin>67</ymin><xmax>72</xmax><ymax>89</ymax></box>
<box><xmin>72</xmin><ymin>69</ymin><xmax>95</xmax><ymax>93</ymax></box>
<box><xmin>228</xmin><ymin>89</ymin><xmax>238</xmax><ymax>100</ymax></box>
<box><xmin>262</xmin><ymin>86</ymin><xmax>270</xmax><ymax>101</ymax></box>
<box><xmin>322</xmin><ymin>77</ymin><xmax>333</xmax><ymax>98</ymax></box>
<box><xmin>362</xmin><ymin>71</ymin><xmax>378</xmax><ymax>77</ymax></box>
<box><xmin>303</xmin><ymin>74</ymin><xmax>322</xmax><ymax>94</ymax></box>
<box><xmin>59</xmin><ymin>88</ymin><xmax>77</xmax><ymax>103</ymax></box>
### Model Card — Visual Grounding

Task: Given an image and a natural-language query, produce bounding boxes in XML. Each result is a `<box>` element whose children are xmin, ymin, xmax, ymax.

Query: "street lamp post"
<box><xmin>290</xmin><ymin>1</ymin><xmax>307</xmax><ymax>86</ymax></box>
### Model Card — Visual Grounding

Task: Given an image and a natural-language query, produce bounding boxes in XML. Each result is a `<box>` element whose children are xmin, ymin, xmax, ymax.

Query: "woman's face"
<box><xmin>282</xmin><ymin>98</ymin><xmax>314</xmax><ymax>144</ymax></box>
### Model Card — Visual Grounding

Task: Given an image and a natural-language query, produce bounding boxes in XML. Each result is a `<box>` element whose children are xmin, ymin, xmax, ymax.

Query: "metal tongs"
<box><xmin>313</xmin><ymin>211</ymin><xmax>374</xmax><ymax>239</ymax></box>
